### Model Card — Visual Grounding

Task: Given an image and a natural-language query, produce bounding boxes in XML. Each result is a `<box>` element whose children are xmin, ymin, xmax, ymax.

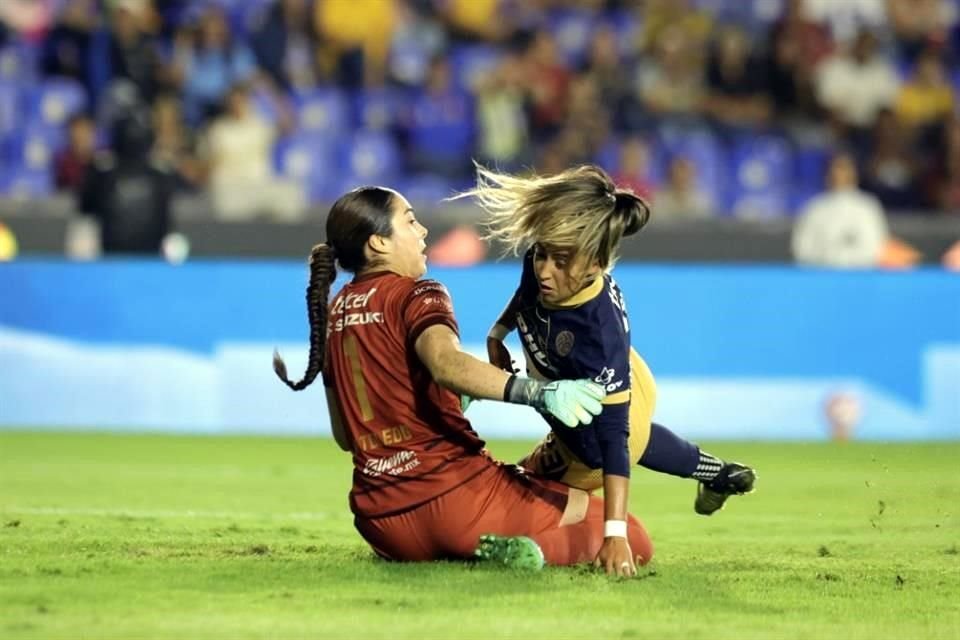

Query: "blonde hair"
<box><xmin>456</xmin><ymin>164</ymin><xmax>651</xmax><ymax>268</ymax></box>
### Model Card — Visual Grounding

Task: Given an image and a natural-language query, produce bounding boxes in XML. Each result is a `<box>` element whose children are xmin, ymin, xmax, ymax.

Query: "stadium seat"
<box><xmin>408</xmin><ymin>86</ymin><xmax>475</xmax><ymax>176</ymax></box>
<box><xmin>275</xmin><ymin>133</ymin><xmax>338</xmax><ymax>202</ymax></box>
<box><xmin>293</xmin><ymin>87</ymin><xmax>351</xmax><ymax>138</ymax></box>
<box><xmin>0</xmin><ymin>81</ymin><xmax>20</xmax><ymax>135</ymax></box>
<box><xmin>341</xmin><ymin>130</ymin><xmax>400</xmax><ymax>183</ymax></box>
<box><xmin>354</xmin><ymin>87</ymin><xmax>407</xmax><ymax>132</ymax></box>
<box><xmin>249</xmin><ymin>86</ymin><xmax>280</xmax><ymax>125</ymax></box>
<box><xmin>397</xmin><ymin>174</ymin><xmax>454</xmax><ymax>207</ymax></box>
<box><xmin>0</xmin><ymin>167</ymin><xmax>53</xmax><ymax>198</ymax></box>
<box><xmin>0</xmin><ymin>42</ymin><xmax>38</xmax><ymax>83</ymax></box>
<box><xmin>449</xmin><ymin>45</ymin><xmax>502</xmax><ymax>92</ymax></box>
<box><xmin>728</xmin><ymin>135</ymin><xmax>793</xmax><ymax>218</ymax></box>
<box><xmin>605</xmin><ymin>10</ymin><xmax>643</xmax><ymax>58</ymax></box>
<box><xmin>389</xmin><ymin>29</ymin><xmax>434</xmax><ymax>87</ymax></box>
<box><xmin>3</xmin><ymin>125</ymin><xmax>62</xmax><ymax>172</ymax></box>
<box><xmin>658</xmin><ymin>130</ymin><xmax>726</xmax><ymax>212</ymax></box>
<box><xmin>951</xmin><ymin>68</ymin><xmax>960</xmax><ymax>97</ymax></box>
<box><xmin>26</xmin><ymin>78</ymin><xmax>87</xmax><ymax>132</ymax></box>
<box><xmin>594</xmin><ymin>139</ymin><xmax>621</xmax><ymax>174</ymax></box>
<box><xmin>547</xmin><ymin>9</ymin><xmax>598</xmax><ymax>68</ymax></box>
<box><xmin>792</xmin><ymin>146</ymin><xmax>830</xmax><ymax>213</ymax></box>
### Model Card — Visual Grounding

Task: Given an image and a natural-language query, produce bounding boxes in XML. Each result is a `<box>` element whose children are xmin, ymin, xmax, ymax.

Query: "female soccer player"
<box><xmin>464</xmin><ymin>164</ymin><xmax>756</xmax><ymax>517</ymax></box>
<box><xmin>274</xmin><ymin>185</ymin><xmax>652</xmax><ymax>577</ymax></box>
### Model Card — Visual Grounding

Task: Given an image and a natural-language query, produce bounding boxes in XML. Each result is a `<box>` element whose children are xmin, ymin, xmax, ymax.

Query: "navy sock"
<box><xmin>638</xmin><ymin>423</ymin><xmax>723</xmax><ymax>481</ymax></box>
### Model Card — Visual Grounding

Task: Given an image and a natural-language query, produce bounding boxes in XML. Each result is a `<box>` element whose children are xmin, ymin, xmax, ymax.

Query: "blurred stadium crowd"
<box><xmin>2</xmin><ymin>0</ymin><xmax>960</xmax><ymax>228</ymax></box>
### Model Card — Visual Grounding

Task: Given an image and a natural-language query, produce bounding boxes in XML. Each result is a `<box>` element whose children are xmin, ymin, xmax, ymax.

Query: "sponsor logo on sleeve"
<box><xmin>595</xmin><ymin>367</ymin><xmax>624</xmax><ymax>393</ymax></box>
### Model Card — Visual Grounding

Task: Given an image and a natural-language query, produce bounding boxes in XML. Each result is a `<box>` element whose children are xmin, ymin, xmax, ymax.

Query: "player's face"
<box><xmin>385</xmin><ymin>194</ymin><xmax>429</xmax><ymax>278</ymax></box>
<box><xmin>533</xmin><ymin>244</ymin><xmax>601</xmax><ymax>304</ymax></box>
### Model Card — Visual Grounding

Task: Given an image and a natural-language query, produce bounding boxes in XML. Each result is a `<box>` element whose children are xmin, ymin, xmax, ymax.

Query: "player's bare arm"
<box><xmin>416</xmin><ymin>324</ymin><xmax>514</xmax><ymax>400</ymax></box>
<box><xmin>415</xmin><ymin>324</ymin><xmax>606</xmax><ymax>427</ymax></box>
<box><xmin>594</xmin><ymin>474</ymin><xmax>636</xmax><ymax>578</ymax></box>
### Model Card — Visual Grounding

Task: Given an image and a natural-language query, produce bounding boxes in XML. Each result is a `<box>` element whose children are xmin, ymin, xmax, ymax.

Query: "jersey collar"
<box><xmin>539</xmin><ymin>274</ymin><xmax>604</xmax><ymax>309</ymax></box>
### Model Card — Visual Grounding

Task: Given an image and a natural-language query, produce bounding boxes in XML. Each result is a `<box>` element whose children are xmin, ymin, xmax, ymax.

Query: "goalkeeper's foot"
<box><xmin>694</xmin><ymin>462</ymin><xmax>756</xmax><ymax>516</ymax></box>
<box><xmin>474</xmin><ymin>534</ymin><xmax>545</xmax><ymax>571</ymax></box>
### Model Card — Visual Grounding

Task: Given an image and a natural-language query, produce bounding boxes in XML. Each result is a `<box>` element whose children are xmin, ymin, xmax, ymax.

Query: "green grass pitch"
<box><xmin>1</xmin><ymin>432</ymin><xmax>958</xmax><ymax>639</ymax></box>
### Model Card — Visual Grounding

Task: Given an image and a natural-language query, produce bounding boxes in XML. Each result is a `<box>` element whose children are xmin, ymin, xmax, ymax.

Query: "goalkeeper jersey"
<box><xmin>323</xmin><ymin>271</ymin><xmax>492</xmax><ymax>518</ymax></box>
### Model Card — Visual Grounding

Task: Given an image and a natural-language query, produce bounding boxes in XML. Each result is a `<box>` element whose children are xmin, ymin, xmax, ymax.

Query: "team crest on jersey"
<box><xmin>554</xmin><ymin>330</ymin><xmax>575</xmax><ymax>356</ymax></box>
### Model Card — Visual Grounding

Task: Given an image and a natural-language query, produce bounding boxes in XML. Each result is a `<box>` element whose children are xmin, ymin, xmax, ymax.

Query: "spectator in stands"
<box><xmin>151</xmin><ymin>93</ymin><xmax>203</xmax><ymax>190</ymax></box>
<box><xmin>204</xmin><ymin>83</ymin><xmax>303</xmax><ymax>222</ymax></box>
<box><xmin>804</xmin><ymin>0</ymin><xmax>887</xmax><ymax>45</ymax></box>
<box><xmin>80</xmin><ymin>107</ymin><xmax>175</xmax><ymax>254</ymax></box>
<box><xmin>639</xmin><ymin>0</ymin><xmax>713</xmax><ymax>57</ymax></box>
<box><xmin>388</xmin><ymin>0</ymin><xmax>447</xmax><ymax>87</ymax></box>
<box><xmin>636</xmin><ymin>24</ymin><xmax>706</xmax><ymax>129</ymax></box>
<box><xmin>437</xmin><ymin>0</ymin><xmax>509</xmax><ymax>44</ymax></box>
<box><xmin>40</xmin><ymin>0</ymin><xmax>99</xmax><ymax>100</ymax></box>
<box><xmin>862</xmin><ymin>109</ymin><xmax>920</xmax><ymax>209</ymax></box>
<box><xmin>172</xmin><ymin>4</ymin><xmax>257</xmax><ymax>125</ymax></box>
<box><xmin>249</xmin><ymin>0</ymin><xmax>321</xmax><ymax>93</ymax></box>
<box><xmin>654</xmin><ymin>156</ymin><xmax>714</xmax><ymax>220</ymax></box>
<box><xmin>108</xmin><ymin>0</ymin><xmax>166</xmax><ymax>105</ymax></box>
<box><xmin>703</xmin><ymin>25</ymin><xmax>772</xmax><ymax>134</ymax></box>
<box><xmin>895</xmin><ymin>48</ymin><xmax>955</xmax><ymax>134</ymax></box>
<box><xmin>55</xmin><ymin>113</ymin><xmax>97</xmax><ymax>194</ymax></box>
<box><xmin>537</xmin><ymin>135</ymin><xmax>575</xmax><ymax>176</ymax></box>
<box><xmin>612</xmin><ymin>137</ymin><xmax>656</xmax><ymax>200</ymax></box>
<box><xmin>792</xmin><ymin>152</ymin><xmax>890</xmax><ymax>267</ymax></box>
<box><xmin>561</xmin><ymin>75</ymin><xmax>611</xmax><ymax>166</ymax></box>
<box><xmin>814</xmin><ymin>30</ymin><xmax>899</xmax><ymax>138</ymax></box>
<box><xmin>888</xmin><ymin>0</ymin><xmax>952</xmax><ymax>62</ymax></box>
<box><xmin>407</xmin><ymin>56</ymin><xmax>474</xmax><ymax>179</ymax></box>
<box><xmin>314</xmin><ymin>0</ymin><xmax>394</xmax><ymax>88</ymax></box>
<box><xmin>0</xmin><ymin>0</ymin><xmax>55</xmax><ymax>40</ymax></box>
<box><xmin>766</xmin><ymin>0</ymin><xmax>832</xmax><ymax>121</ymax></box>
<box><xmin>474</xmin><ymin>52</ymin><xmax>529</xmax><ymax>171</ymax></box>
<box><xmin>582</xmin><ymin>24</ymin><xmax>636</xmax><ymax>133</ymax></box>
<box><xmin>924</xmin><ymin>115</ymin><xmax>960</xmax><ymax>211</ymax></box>
<box><xmin>523</xmin><ymin>29</ymin><xmax>572</xmax><ymax>141</ymax></box>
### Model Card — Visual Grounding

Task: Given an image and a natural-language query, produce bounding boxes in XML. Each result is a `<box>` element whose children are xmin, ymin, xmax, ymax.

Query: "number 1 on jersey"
<box><xmin>344</xmin><ymin>334</ymin><xmax>374</xmax><ymax>422</ymax></box>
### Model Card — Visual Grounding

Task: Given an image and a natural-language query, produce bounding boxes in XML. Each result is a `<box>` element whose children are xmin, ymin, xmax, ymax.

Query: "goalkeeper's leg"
<box><xmin>527</xmin><ymin>491</ymin><xmax>653</xmax><ymax>567</ymax></box>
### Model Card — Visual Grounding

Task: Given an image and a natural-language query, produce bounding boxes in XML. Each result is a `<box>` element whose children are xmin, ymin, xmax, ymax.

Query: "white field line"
<box><xmin>2</xmin><ymin>506</ymin><xmax>333</xmax><ymax>521</ymax></box>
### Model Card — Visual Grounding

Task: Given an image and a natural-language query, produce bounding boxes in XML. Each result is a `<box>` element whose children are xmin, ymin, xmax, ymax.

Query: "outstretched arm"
<box><xmin>417</xmin><ymin>324</ymin><xmax>514</xmax><ymax>400</ymax></box>
<box><xmin>415</xmin><ymin>324</ymin><xmax>605</xmax><ymax>427</ymax></box>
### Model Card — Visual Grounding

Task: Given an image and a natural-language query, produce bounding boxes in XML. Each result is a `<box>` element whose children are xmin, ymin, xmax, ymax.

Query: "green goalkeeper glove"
<box><xmin>504</xmin><ymin>376</ymin><xmax>606</xmax><ymax>427</ymax></box>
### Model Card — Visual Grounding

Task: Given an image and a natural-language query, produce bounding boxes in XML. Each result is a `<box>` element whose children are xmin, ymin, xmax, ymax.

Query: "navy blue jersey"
<box><xmin>509</xmin><ymin>249</ymin><xmax>632</xmax><ymax>477</ymax></box>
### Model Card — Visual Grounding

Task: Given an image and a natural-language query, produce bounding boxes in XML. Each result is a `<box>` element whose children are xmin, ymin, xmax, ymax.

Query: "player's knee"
<box><xmin>559</xmin><ymin>487</ymin><xmax>590</xmax><ymax>526</ymax></box>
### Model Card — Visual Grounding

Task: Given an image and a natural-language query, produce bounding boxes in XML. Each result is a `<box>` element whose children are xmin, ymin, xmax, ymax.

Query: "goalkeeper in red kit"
<box><xmin>274</xmin><ymin>185</ymin><xmax>653</xmax><ymax>576</ymax></box>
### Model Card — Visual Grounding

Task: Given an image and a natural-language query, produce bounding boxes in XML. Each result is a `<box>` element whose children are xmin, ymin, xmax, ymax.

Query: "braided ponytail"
<box><xmin>273</xmin><ymin>243</ymin><xmax>338</xmax><ymax>391</ymax></box>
